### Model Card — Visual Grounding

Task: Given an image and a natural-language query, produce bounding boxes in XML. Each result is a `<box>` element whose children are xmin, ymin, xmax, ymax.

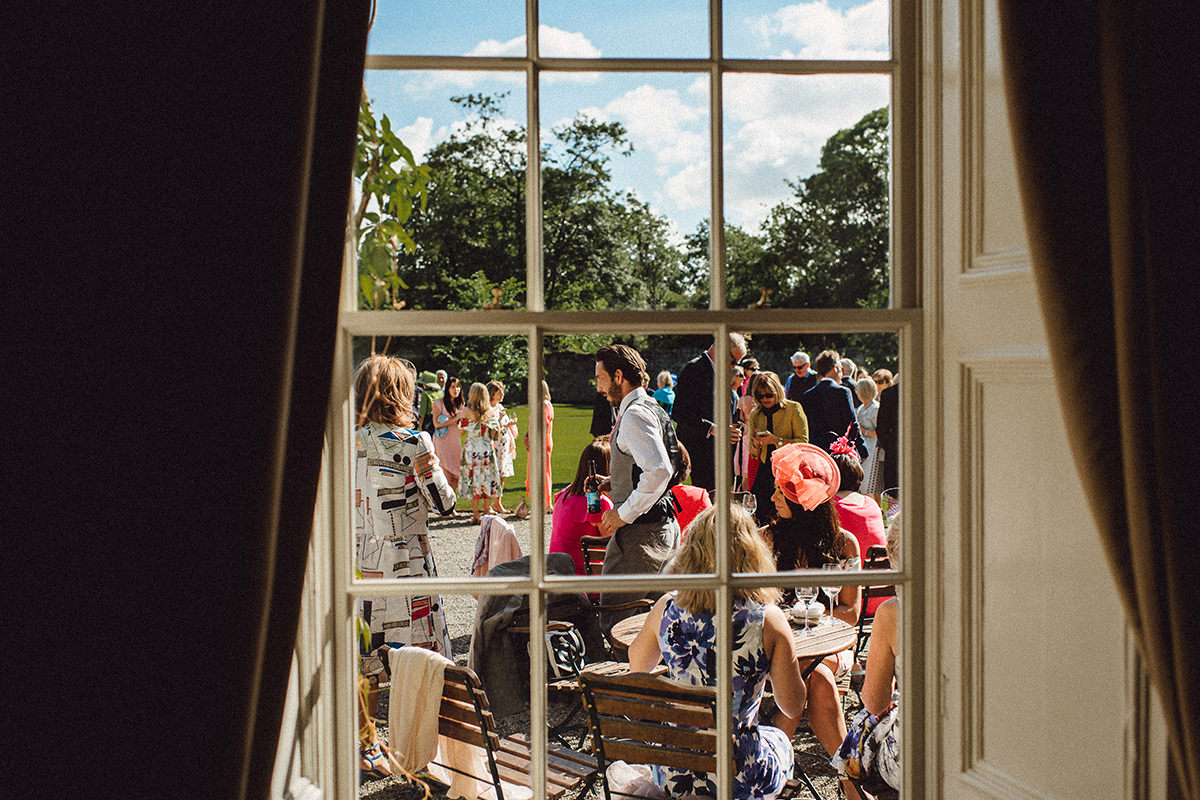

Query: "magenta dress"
<box><xmin>835</xmin><ymin>492</ymin><xmax>888</xmax><ymax>615</ymax></box>
<box><xmin>548</xmin><ymin>489</ymin><xmax>612</xmax><ymax>575</ymax></box>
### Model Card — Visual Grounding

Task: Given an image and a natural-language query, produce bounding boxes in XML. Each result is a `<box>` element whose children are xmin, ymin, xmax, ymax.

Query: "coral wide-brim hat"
<box><xmin>770</xmin><ymin>443</ymin><xmax>840</xmax><ymax>510</ymax></box>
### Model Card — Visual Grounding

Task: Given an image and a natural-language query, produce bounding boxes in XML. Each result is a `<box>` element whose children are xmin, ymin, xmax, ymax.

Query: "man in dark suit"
<box><xmin>875</xmin><ymin>376</ymin><xmax>900</xmax><ymax>492</ymax></box>
<box><xmin>840</xmin><ymin>357</ymin><xmax>862</xmax><ymax>409</ymax></box>
<box><xmin>784</xmin><ymin>350</ymin><xmax>817</xmax><ymax>402</ymax></box>
<box><xmin>671</xmin><ymin>333</ymin><xmax>747</xmax><ymax>492</ymax></box>
<box><xmin>800</xmin><ymin>349</ymin><xmax>868</xmax><ymax>458</ymax></box>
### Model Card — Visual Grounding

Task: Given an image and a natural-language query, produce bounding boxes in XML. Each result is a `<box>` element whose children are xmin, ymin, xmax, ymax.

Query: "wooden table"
<box><xmin>610</xmin><ymin>610</ymin><xmax>857</xmax><ymax>671</ymax></box>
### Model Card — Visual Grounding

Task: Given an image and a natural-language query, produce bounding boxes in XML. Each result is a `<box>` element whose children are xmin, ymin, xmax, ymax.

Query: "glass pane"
<box><xmin>539</xmin><ymin>74</ymin><xmax>711</xmax><ymax>311</ymax></box>
<box><xmin>723</xmin><ymin>0</ymin><xmax>891</xmax><ymax>60</ymax></box>
<box><xmin>539</xmin><ymin>0</ymin><xmax>708</xmax><ymax>58</ymax></box>
<box><xmin>359</xmin><ymin>72</ymin><xmax>528</xmax><ymax>311</ymax></box>
<box><xmin>721</xmin><ymin>73</ymin><xmax>891</xmax><ymax>309</ymax></box>
<box><xmin>367</xmin><ymin>0</ymin><xmax>525</xmax><ymax>56</ymax></box>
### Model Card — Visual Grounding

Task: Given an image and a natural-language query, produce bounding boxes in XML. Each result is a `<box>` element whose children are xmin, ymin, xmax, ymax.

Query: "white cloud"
<box><xmin>594</xmin><ymin>84</ymin><xmax>708</xmax><ymax>165</ymax></box>
<box><xmin>747</xmin><ymin>0</ymin><xmax>890</xmax><ymax>59</ymax></box>
<box><xmin>396</xmin><ymin>117</ymin><xmax>438</xmax><ymax>159</ymax></box>
<box><xmin>720</xmin><ymin>72</ymin><xmax>889</xmax><ymax>231</ymax></box>
<box><xmin>664</xmin><ymin>162</ymin><xmax>711</xmax><ymax>212</ymax></box>
<box><xmin>466</xmin><ymin>24</ymin><xmax>602</xmax><ymax>58</ymax></box>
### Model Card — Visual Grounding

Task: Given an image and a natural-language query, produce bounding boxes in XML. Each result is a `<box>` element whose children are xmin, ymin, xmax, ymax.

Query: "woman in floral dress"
<box><xmin>353</xmin><ymin>355</ymin><xmax>455</xmax><ymax>657</ymax></box>
<box><xmin>628</xmin><ymin>505</ymin><xmax>807</xmax><ymax>800</ymax></box>
<box><xmin>460</xmin><ymin>381</ymin><xmax>504</xmax><ymax>522</ymax></box>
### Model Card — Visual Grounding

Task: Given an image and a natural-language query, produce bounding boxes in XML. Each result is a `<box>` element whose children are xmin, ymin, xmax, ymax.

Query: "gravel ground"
<box><xmin>360</xmin><ymin>511</ymin><xmax>856</xmax><ymax>800</ymax></box>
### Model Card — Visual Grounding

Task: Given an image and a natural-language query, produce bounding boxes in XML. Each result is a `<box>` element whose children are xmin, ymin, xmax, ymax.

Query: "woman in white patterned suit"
<box><xmin>354</xmin><ymin>354</ymin><xmax>456</xmax><ymax>657</ymax></box>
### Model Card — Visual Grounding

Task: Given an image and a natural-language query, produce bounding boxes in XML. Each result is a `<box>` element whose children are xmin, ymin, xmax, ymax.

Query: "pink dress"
<box><xmin>525</xmin><ymin>401</ymin><xmax>554</xmax><ymax>509</ymax></box>
<box><xmin>430</xmin><ymin>398</ymin><xmax>462</xmax><ymax>479</ymax></box>
<box><xmin>548</xmin><ymin>489</ymin><xmax>612</xmax><ymax>575</ymax></box>
<box><xmin>835</xmin><ymin>492</ymin><xmax>888</xmax><ymax>615</ymax></box>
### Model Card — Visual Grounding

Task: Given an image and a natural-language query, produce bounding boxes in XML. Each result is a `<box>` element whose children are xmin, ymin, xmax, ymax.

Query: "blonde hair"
<box><xmin>671</xmin><ymin>505</ymin><xmax>780</xmax><ymax>613</ymax></box>
<box><xmin>752</xmin><ymin>370</ymin><xmax>786</xmax><ymax>405</ymax></box>
<box><xmin>886</xmin><ymin>512</ymin><xmax>901</xmax><ymax>568</ymax></box>
<box><xmin>856</xmin><ymin>376</ymin><xmax>878</xmax><ymax>403</ymax></box>
<box><xmin>354</xmin><ymin>355</ymin><xmax>415</xmax><ymax>428</ymax></box>
<box><xmin>466</xmin><ymin>382</ymin><xmax>492</xmax><ymax>418</ymax></box>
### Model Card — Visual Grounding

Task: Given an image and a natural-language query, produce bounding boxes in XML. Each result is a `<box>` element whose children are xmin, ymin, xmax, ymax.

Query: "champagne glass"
<box><xmin>794</xmin><ymin>585</ymin><xmax>818</xmax><ymax>635</ymax></box>
<box><xmin>820</xmin><ymin>563</ymin><xmax>844</xmax><ymax>626</ymax></box>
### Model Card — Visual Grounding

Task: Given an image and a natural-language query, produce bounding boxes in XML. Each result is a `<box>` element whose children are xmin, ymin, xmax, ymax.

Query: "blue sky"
<box><xmin>364</xmin><ymin>1</ymin><xmax>890</xmax><ymax>238</ymax></box>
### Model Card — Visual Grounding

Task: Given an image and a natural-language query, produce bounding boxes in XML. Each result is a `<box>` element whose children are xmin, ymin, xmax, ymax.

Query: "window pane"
<box><xmin>539</xmin><ymin>74</ymin><xmax>711</xmax><ymax>311</ymax></box>
<box><xmin>722</xmin><ymin>73</ymin><xmax>891</xmax><ymax>309</ymax></box>
<box><xmin>723</xmin><ymin>0</ymin><xmax>891</xmax><ymax>61</ymax></box>
<box><xmin>539</xmin><ymin>0</ymin><xmax>708</xmax><ymax>58</ymax></box>
<box><xmin>366</xmin><ymin>0</ymin><xmax>525</xmax><ymax>56</ymax></box>
<box><xmin>359</xmin><ymin>73</ymin><xmax>528</xmax><ymax>311</ymax></box>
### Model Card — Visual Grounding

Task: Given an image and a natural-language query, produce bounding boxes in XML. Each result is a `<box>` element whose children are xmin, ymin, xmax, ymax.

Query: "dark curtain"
<box><xmin>12</xmin><ymin>2</ymin><xmax>369</xmax><ymax>798</ymax></box>
<box><xmin>998</xmin><ymin>4</ymin><xmax>1200</xmax><ymax>796</ymax></box>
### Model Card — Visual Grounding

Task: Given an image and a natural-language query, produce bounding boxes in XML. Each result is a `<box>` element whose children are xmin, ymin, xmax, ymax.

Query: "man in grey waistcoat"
<box><xmin>593</xmin><ymin>343</ymin><xmax>680</xmax><ymax>628</ymax></box>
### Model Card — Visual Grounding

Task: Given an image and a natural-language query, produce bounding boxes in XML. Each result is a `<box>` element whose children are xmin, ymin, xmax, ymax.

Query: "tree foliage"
<box><xmin>354</xmin><ymin>95</ymin><xmax>430</xmax><ymax>310</ymax></box>
<box><xmin>355</xmin><ymin>95</ymin><xmax>897</xmax><ymax>381</ymax></box>
<box><xmin>764</xmin><ymin>106</ymin><xmax>890</xmax><ymax>310</ymax></box>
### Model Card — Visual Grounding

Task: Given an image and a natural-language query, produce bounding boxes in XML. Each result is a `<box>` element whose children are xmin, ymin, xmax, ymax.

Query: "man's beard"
<box><xmin>607</xmin><ymin>384</ymin><xmax>627</xmax><ymax>407</ymax></box>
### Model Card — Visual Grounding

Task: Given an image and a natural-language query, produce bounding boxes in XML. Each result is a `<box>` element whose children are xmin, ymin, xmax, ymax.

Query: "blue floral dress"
<box><xmin>654</xmin><ymin>595</ymin><xmax>795</xmax><ymax>800</ymax></box>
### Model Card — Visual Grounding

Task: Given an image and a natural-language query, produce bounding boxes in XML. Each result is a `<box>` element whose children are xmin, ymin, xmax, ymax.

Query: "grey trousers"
<box><xmin>598</xmin><ymin>517</ymin><xmax>680</xmax><ymax>630</ymax></box>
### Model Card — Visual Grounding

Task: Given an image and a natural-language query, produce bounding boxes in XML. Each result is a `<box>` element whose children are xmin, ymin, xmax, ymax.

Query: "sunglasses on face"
<box><xmin>756</xmin><ymin>392</ymin><xmax>775</xmax><ymax>400</ymax></box>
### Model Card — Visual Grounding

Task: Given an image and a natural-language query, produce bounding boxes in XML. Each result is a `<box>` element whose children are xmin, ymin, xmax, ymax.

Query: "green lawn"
<box><xmin>455</xmin><ymin>403</ymin><xmax>597</xmax><ymax>511</ymax></box>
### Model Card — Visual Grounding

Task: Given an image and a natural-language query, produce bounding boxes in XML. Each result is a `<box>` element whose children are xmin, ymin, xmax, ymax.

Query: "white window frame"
<box><xmin>303</xmin><ymin>2</ymin><xmax>929</xmax><ymax>798</ymax></box>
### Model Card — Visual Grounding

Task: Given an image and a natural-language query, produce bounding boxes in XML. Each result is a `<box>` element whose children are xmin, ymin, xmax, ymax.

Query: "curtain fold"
<box><xmin>997</xmin><ymin>4</ymin><xmax>1200</xmax><ymax>796</ymax></box>
<box><xmin>242</xmin><ymin>2</ymin><xmax>372</xmax><ymax>798</ymax></box>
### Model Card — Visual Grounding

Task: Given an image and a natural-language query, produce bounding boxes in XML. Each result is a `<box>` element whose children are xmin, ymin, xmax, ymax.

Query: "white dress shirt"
<box><xmin>612</xmin><ymin>387</ymin><xmax>674</xmax><ymax>522</ymax></box>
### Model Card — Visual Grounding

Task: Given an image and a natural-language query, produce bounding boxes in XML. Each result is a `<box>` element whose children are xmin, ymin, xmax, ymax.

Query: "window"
<box><xmin>308</xmin><ymin>3</ymin><xmax>922</xmax><ymax>797</ymax></box>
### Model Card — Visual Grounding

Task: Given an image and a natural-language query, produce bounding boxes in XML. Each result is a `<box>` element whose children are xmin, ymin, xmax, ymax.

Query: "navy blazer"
<box><xmin>800</xmin><ymin>378</ymin><xmax>868</xmax><ymax>458</ymax></box>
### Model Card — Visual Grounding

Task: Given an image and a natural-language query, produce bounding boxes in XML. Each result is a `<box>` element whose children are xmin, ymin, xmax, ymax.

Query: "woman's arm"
<box><xmin>432</xmin><ymin>401</ymin><xmax>457</xmax><ymax>429</ymax></box>
<box><xmin>627</xmin><ymin>595</ymin><xmax>668</xmax><ymax>673</ymax></box>
<box><xmin>833</xmin><ymin>533</ymin><xmax>862</xmax><ymax>625</ymax></box>
<box><xmin>413</xmin><ymin>432</ymin><xmax>456</xmax><ymax>514</ymax></box>
<box><xmin>763</xmin><ymin>604</ymin><xmax>807</xmax><ymax>719</ymax></box>
<box><xmin>862</xmin><ymin>597</ymin><xmax>898</xmax><ymax>715</ymax></box>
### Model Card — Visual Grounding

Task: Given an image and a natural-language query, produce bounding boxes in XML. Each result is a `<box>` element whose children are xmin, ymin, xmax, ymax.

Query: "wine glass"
<box><xmin>820</xmin><ymin>563</ymin><xmax>843</xmax><ymax>626</ymax></box>
<box><xmin>740</xmin><ymin>492</ymin><xmax>757</xmax><ymax>516</ymax></box>
<box><xmin>794</xmin><ymin>586</ymin><xmax>818</xmax><ymax>635</ymax></box>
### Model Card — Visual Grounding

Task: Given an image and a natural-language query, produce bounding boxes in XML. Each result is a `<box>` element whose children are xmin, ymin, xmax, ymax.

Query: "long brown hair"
<box><xmin>354</xmin><ymin>354</ymin><xmax>415</xmax><ymax>428</ymax></box>
<box><xmin>443</xmin><ymin>375</ymin><xmax>463</xmax><ymax>414</ymax></box>
<box><xmin>566</xmin><ymin>437</ymin><xmax>611</xmax><ymax>496</ymax></box>
<box><xmin>769</xmin><ymin>497</ymin><xmax>845</xmax><ymax>573</ymax></box>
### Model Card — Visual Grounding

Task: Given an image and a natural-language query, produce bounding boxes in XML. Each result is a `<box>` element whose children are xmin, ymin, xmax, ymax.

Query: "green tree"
<box><xmin>683</xmin><ymin>219</ymin><xmax>777</xmax><ymax>309</ymax></box>
<box><xmin>764</xmin><ymin>106</ymin><xmax>890</xmax><ymax>310</ymax></box>
<box><xmin>354</xmin><ymin>95</ymin><xmax>431</xmax><ymax>310</ymax></box>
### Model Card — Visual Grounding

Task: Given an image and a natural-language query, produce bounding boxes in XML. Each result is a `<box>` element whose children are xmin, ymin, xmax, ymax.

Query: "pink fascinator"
<box><xmin>770</xmin><ymin>443</ymin><xmax>840</xmax><ymax>510</ymax></box>
<box><xmin>830</xmin><ymin>426</ymin><xmax>860</xmax><ymax>461</ymax></box>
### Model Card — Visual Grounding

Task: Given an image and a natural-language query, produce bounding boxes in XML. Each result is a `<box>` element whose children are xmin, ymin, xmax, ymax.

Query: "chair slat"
<box><xmin>599</xmin><ymin>716</ymin><xmax>717</xmax><ymax>752</ymax></box>
<box><xmin>590</xmin><ymin>694</ymin><xmax>714</xmax><ymax>727</ymax></box>
<box><xmin>601</xmin><ymin>740</ymin><xmax>716</xmax><ymax>774</ymax></box>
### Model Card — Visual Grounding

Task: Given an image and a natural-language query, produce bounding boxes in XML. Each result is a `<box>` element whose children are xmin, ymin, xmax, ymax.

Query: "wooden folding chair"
<box><xmin>853</xmin><ymin>545</ymin><xmax>897</xmax><ymax>662</ymax></box>
<box><xmin>580</xmin><ymin>534</ymin><xmax>612</xmax><ymax>577</ymax></box>
<box><xmin>580</xmin><ymin>671</ymin><xmax>822</xmax><ymax>800</ymax></box>
<box><xmin>432</xmin><ymin>664</ymin><xmax>598</xmax><ymax>800</ymax></box>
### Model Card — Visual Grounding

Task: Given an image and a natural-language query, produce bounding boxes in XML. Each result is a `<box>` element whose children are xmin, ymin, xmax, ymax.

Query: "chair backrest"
<box><xmin>580</xmin><ymin>671</ymin><xmax>718</xmax><ymax>799</ymax></box>
<box><xmin>854</xmin><ymin>544</ymin><xmax>897</xmax><ymax>660</ymax></box>
<box><xmin>436</xmin><ymin>665</ymin><xmax>506</xmax><ymax>790</ymax></box>
<box><xmin>580</xmin><ymin>535</ymin><xmax>612</xmax><ymax>577</ymax></box>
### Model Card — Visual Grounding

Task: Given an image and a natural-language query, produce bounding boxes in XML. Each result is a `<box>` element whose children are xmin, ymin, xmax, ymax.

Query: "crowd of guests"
<box><xmin>352</xmin><ymin>340</ymin><xmax>902</xmax><ymax>798</ymax></box>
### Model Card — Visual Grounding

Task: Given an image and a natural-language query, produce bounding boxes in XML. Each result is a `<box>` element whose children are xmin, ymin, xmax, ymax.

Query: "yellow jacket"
<box><xmin>747</xmin><ymin>400</ymin><xmax>809</xmax><ymax>463</ymax></box>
